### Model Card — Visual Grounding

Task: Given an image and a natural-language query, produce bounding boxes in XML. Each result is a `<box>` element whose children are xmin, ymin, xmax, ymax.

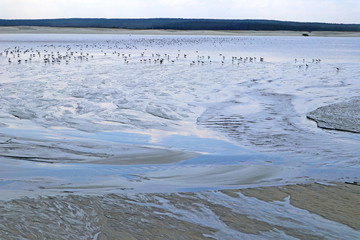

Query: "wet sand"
<box><xmin>238</xmin><ymin>182</ymin><xmax>360</xmax><ymax>231</ymax></box>
<box><xmin>307</xmin><ymin>97</ymin><xmax>360</xmax><ymax>133</ymax></box>
<box><xmin>1</xmin><ymin>26</ymin><xmax>360</xmax><ymax>37</ymax></box>
<box><xmin>0</xmin><ymin>182</ymin><xmax>359</xmax><ymax>239</ymax></box>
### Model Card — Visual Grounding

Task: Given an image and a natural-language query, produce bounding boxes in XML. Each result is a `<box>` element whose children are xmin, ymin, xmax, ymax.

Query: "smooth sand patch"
<box><xmin>1</xmin><ymin>26</ymin><xmax>360</xmax><ymax>37</ymax></box>
<box><xmin>231</xmin><ymin>182</ymin><xmax>360</xmax><ymax>230</ymax></box>
<box><xmin>0</xmin><ymin>134</ymin><xmax>200</xmax><ymax>166</ymax></box>
<box><xmin>86</xmin><ymin>149</ymin><xmax>200</xmax><ymax>165</ymax></box>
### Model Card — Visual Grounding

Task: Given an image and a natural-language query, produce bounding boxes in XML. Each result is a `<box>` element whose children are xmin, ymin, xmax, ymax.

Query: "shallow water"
<box><xmin>0</xmin><ymin>34</ymin><xmax>359</xmax><ymax>238</ymax></box>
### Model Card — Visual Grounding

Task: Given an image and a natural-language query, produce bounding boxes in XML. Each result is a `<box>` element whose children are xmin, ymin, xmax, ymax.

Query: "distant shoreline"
<box><xmin>1</xmin><ymin>26</ymin><xmax>360</xmax><ymax>37</ymax></box>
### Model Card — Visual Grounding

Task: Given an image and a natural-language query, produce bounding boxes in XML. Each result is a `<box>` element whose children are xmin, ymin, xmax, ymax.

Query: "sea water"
<box><xmin>0</xmin><ymin>34</ymin><xmax>359</xmax><ymax>239</ymax></box>
<box><xmin>0</xmin><ymin>34</ymin><xmax>359</xmax><ymax>195</ymax></box>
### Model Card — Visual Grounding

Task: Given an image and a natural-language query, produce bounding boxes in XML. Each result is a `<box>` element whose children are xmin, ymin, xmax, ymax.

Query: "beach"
<box><xmin>0</xmin><ymin>30</ymin><xmax>359</xmax><ymax>239</ymax></box>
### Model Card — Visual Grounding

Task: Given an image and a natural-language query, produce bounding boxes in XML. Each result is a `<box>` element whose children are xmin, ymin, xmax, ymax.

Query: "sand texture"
<box><xmin>0</xmin><ymin>183</ymin><xmax>359</xmax><ymax>240</ymax></box>
<box><xmin>307</xmin><ymin>97</ymin><xmax>360</xmax><ymax>133</ymax></box>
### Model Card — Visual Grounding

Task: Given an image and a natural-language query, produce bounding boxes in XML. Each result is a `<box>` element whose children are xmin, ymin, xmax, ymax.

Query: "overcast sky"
<box><xmin>0</xmin><ymin>0</ymin><xmax>359</xmax><ymax>24</ymax></box>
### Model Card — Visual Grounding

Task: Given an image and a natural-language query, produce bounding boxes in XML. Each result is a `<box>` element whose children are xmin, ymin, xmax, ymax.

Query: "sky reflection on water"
<box><xmin>0</xmin><ymin>34</ymin><xmax>359</xmax><ymax>197</ymax></box>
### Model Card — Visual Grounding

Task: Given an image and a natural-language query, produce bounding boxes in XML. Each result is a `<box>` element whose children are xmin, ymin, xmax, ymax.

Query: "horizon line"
<box><xmin>1</xmin><ymin>18</ymin><xmax>359</xmax><ymax>25</ymax></box>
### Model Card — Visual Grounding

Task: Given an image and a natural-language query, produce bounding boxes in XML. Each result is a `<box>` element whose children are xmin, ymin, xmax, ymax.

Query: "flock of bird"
<box><xmin>1</xmin><ymin>44</ymin><xmax>269</xmax><ymax>67</ymax></box>
<box><xmin>0</xmin><ymin>41</ymin><xmax>334</xmax><ymax>71</ymax></box>
<box><xmin>1</xmin><ymin>46</ymin><xmax>94</xmax><ymax>64</ymax></box>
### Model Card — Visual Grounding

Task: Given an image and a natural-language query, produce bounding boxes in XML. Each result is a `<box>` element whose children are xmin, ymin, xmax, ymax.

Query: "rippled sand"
<box><xmin>0</xmin><ymin>183</ymin><xmax>359</xmax><ymax>240</ymax></box>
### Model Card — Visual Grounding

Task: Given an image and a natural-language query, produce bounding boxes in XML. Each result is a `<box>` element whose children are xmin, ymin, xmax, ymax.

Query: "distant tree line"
<box><xmin>0</xmin><ymin>18</ymin><xmax>360</xmax><ymax>31</ymax></box>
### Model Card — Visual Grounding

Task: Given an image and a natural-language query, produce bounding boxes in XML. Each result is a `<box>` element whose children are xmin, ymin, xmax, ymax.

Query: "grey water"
<box><xmin>1</xmin><ymin>34</ymin><xmax>360</xmax><ymax>240</ymax></box>
<box><xmin>0</xmin><ymin>34</ymin><xmax>359</xmax><ymax>195</ymax></box>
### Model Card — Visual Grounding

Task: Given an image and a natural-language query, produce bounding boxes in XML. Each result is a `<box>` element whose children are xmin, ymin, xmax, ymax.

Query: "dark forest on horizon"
<box><xmin>1</xmin><ymin>18</ymin><xmax>360</xmax><ymax>31</ymax></box>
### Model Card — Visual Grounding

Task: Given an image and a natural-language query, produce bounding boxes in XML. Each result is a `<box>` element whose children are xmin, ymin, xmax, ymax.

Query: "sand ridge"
<box><xmin>1</xmin><ymin>26</ymin><xmax>360</xmax><ymax>37</ymax></box>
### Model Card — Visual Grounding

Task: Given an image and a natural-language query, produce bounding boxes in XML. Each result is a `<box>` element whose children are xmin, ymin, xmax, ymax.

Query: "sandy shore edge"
<box><xmin>1</xmin><ymin>26</ymin><xmax>360</xmax><ymax>37</ymax></box>
<box><xmin>0</xmin><ymin>182</ymin><xmax>359</xmax><ymax>239</ymax></box>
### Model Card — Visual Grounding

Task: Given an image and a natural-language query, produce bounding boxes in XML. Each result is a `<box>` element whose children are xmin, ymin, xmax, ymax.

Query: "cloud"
<box><xmin>0</xmin><ymin>0</ymin><xmax>359</xmax><ymax>23</ymax></box>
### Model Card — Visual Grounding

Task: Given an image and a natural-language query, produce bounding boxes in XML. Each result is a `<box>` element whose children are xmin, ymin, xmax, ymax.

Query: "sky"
<box><xmin>0</xmin><ymin>0</ymin><xmax>359</xmax><ymax>24</ymax></box>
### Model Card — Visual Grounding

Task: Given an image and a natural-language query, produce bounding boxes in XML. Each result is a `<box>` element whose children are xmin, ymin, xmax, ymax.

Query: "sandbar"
<box><xmin>1</xmin><ymin>26</ymin><xmax>360</xmax><ymax>37</ymax></box>
<box><xmin>307</xmin><ymin>97</ymin><xmax>360</xmax><ymax>133</ymax></box>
